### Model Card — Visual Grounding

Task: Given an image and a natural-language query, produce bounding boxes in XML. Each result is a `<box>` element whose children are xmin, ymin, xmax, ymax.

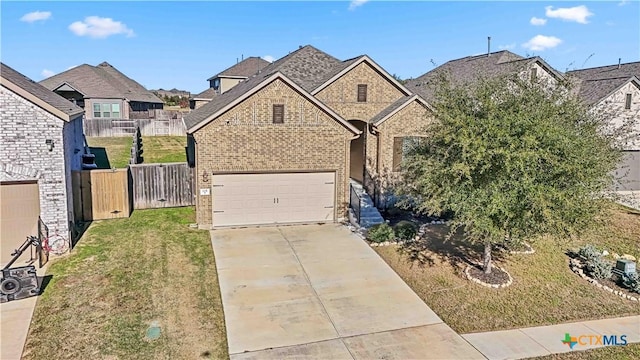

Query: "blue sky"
<box><xmin>2</xmin><ymin>1</ymin><xmax>639</xmax><ymax>93</ymax></box>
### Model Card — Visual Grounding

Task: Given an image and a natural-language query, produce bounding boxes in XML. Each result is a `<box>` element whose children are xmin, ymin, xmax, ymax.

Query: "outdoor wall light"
<box><xmin>45</xmin><ymin>139</ymin><xmax>54</xmax><ymax>152</ymax></box>
<box><xmin>202</xmin><ymin>171</ymin><xmax>209</xmax><ymax>182</ymax></box>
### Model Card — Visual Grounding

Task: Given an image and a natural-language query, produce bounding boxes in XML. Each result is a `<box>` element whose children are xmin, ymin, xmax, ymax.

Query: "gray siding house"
<box><xmin>1</xmin><ymin>63</ymin><xmax>85</xmax><ymax>266</ymax></box>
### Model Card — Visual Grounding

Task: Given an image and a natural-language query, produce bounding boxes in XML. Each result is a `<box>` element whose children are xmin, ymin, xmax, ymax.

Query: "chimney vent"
<box><xmin>618</xmin><ymin>58</ymin><xmax>622</xmax><ymax>69</ymax></box>
<box><xmin>487</xmin><ymin>37</ymin><xmax>491</xmax><ymax>57</ymax></box>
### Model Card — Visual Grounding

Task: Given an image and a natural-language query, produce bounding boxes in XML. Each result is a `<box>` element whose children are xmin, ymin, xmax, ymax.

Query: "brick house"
<box><xmin>190</xmin><ymin>57</ymin><xmax>271</xmax><ymax>110</ymax></box>
<box><xmin>567</xmin><ymin>62</ymin><xmax>640</xmax><ymax>191</ymax></box>
<box><xmin>39</xmin><ymin>61</ymin><xmax>163</xmax><ymax>122</ymax></box>
<box><xmin>1</xmin><ymin>63</ymin><xmax>85</xmax><ymax>266</ymax></box>
<box><xmin>184</xmin><ymin>45</ymin><xmax>434</xmax><ymax>228</ymax></box>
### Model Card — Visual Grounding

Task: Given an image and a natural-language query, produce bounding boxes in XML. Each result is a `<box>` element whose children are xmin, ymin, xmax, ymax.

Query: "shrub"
<box><xmin>620</xmin><ymin>272</ymin><xmax>640</xmax><ymax>294</ymax></box>
<box><xmin>394</xmin><ymin>221</ymin><xmax>417</xmax><ymax>241</ymax></box>
<box><xmin>585</xmin><ymin>257</ymin><xmax>613</xmax><ymax>280</ymax></box>
<box><xmin>577</xmin><ymin>244</ymin><xmax>602</xmax><ymax>262</ymax></box>
<box><xmin>368</xmin><ymin>223</ymin><xmax>395</xmax><ymax>243</ymax></box>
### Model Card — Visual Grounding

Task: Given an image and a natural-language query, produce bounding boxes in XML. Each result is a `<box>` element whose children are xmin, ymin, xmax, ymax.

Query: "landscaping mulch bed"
<box><xmin>467</xmin><ymin>265</ymin><xmax>511</xmax><ymax>285</ymax></box>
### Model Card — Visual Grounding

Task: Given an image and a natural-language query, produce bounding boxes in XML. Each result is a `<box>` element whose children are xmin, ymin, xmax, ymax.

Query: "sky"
<box><xmin>1</xmin><ymin>1</ymin><xmax>639</xmax><ymax>94</ymax></box>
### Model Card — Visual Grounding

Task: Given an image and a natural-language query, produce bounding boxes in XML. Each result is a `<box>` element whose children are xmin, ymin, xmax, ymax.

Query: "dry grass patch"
<box><xmin>87</xmin><ymin>136</ymin><xmax>187</xmax><ymax>168</ymax></box>
<box><xmin>375</xmin><ymin>204</ymin><xmax>640</xmax><ymax>333</ymax></box>
<box><xmin>22</xmin><ymin>207</ymin><xmax>227</xmax><ymax>360</ymax></box>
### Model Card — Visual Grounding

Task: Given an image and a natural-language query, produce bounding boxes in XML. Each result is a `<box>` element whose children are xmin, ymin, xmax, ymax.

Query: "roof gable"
<box><xmin>207</xmin><ymin>57</ymin><xmax>270</xmax><ymax>81</ymax></box>
<box><xmin>311</xmin><ymin>56</ymin><xmax>412</xmax><ymax>96</ymax></box>
<box><xmin>1</xmin><ymin>63</ymin><xmax>84</xmax><ymax>121</ymax></box>
<box><xmin>185</xmin><ymin>72</ymin><xmax>360</xmax><ymax>135</ymax></box>
<box><xmin>39</xmin><ymin>62</ymin><xmax>162</xmax><ymax>103</ymax></box>
<box><xmin>371</xmin><ymin>95</ymin><xmax>433</xmax><ymax>126</ymax></box>
<box><xmin>567</xmin><ymin>61</ymin><xmax>640</xmax><ymax>106</ymax></box>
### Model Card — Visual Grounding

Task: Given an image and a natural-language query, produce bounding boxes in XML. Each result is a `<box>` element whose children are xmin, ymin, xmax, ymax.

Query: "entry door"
<box><xmin>211</xmin><ymin>172</ymin><xmax>335</xmax><ymax>227</ymax></box>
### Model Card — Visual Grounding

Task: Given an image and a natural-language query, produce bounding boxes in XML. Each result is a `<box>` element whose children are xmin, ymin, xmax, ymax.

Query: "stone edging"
<box><xmin>569</xmin><ymin>258</ymin><xmax>639</xmax><ymax>302</ymax></box>
<box><xmin>464</xmin><ymin>263</ymin><xmax>513</xmax><ymax>289</ymax></box>
<box><xmin>501</xmin><ymin>242</ymin><xmax>535</xmax><ymax>255</ymax></box>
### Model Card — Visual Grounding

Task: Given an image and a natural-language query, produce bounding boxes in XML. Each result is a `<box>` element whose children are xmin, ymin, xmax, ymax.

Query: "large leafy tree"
<box><xmin>401</xmin><ymin>73</ymin><xmax>623</xmax><ymax>274</ymax></box>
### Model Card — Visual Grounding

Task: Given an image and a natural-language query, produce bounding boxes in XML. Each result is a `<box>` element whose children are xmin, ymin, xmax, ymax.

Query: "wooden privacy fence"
<box><xmin>72</xmin><ymin>169</ymin><xmax>131</xmax><ymax>221</ymax></box>
<box><xmin>83</xmin><ymin>112</ymin><xmax>186</xmax><ymax>137</ymax></box>
<box><xmin>73</xmin><ymin>163</ymin><xmax>194</xmax><ymax>221</ymax></box>
<box><xmin>129</xmin><ymin>163</ymin><xmax>195</xmax><ymax>209</ymax></box>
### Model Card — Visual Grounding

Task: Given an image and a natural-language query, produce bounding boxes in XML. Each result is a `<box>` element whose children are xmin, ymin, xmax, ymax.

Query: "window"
<box><xmin>393</xmin><ymin>136</ymin><xmax>427</xmax><ymax>171</ymax></box>
<box><xmin>272</xmin><ymin>104</ymin><xmax>284</xmax><ymax>124</ymax></box>
<box><xmin>357</xmin><ymin>84</ymin><xmax>367</xmax><ymax>102</ymax></box>
<box><xmin>92</xmin><ymin>102</ymin><xmax>121</xmax><ymax>118</ymax></box>
<box><xmin>625</xmin><ymin>94</ymin><xmax>632</xmax><ymax>110</ymax></box>
<box><xmin>530</xmin><ymin>68</ymin><xmax>538</xmax><ymax>82</ymax></box>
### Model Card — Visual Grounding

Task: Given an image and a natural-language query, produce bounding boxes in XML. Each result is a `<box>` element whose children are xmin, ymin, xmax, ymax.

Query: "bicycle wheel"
<box><xmin>46</xmin><ymin>234</ymin><xmax>69</xmax><ymax>255</ymax></box>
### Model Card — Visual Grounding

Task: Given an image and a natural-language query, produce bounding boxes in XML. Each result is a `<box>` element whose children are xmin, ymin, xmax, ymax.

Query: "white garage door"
<box><xmin>1</xmin><ymin>181</ymin><xmax>40</xmax><ymax>267</ymax></box>
<box><xmin>212</xmin><ymin>172</ymin><xmax>335</xmax><ymax>227</ymax></box>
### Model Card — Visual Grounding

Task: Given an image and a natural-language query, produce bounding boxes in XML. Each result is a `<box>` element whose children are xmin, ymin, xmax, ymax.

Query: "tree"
<box><xmin>400</xmin><ymin>73</ymin><xmax>623</xmax><ymax>274</ymax></box>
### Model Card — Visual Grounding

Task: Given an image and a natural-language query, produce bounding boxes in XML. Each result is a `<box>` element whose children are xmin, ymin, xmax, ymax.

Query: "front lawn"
<box><xmin>87</xmin><ymin>136</ymin><xmax>187</xmax><ymax>168</ymax></box>
<box><xmin>535</xmin><ymin>342</ymin><xmax>640</xmax><ymax>359</ymax></box>
<box><xmin>22</xmin><ymin>207</ymin><xmax>228</xmax><ymax>359</ymax></box>
<box><xmin>374</xmin><ymin>204</ymin><xmax>640</xmax><ymax>334</ymax></box>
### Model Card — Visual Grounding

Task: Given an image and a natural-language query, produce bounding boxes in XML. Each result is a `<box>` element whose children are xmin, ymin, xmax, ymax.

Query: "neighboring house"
<box><xmin>567</xmin><ymin>62</ymin><xmax>640</xmax><ymax>191</ymax></box>
<box><xmin>39</xmin><ymin>61</ymin><xmax>163</xmax><ymax>122</ymax></box>
<box><xmin>1</xmin><ymin>63</ymin><xmax>85</xmax><ymax>266</ymax></box>
<box><xmin>184</xmin><ymin>45</ymin><xmax>434</xmax><ymax>229</ymax></box>
<box><xmin>405</xmin><ymin>50</ymin><xmax>563</xmax><ymax>103</ymax></box>
<box><xmin>190</xmin><ymin>57</ymin><xmax>270</xmax><ymax>109</ymax></box>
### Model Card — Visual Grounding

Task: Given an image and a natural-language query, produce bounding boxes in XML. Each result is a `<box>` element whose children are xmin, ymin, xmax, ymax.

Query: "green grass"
<box><xmin>87</xmin><ymin>136</ymin><xmax>187</xmax><ymax>168</ymax></box>
<box><xmin>22</xmin><ymin>207</ymin><xmax>228</xmax><ymax>360</ymax></box>
<box><xmin>374</xmin><ymin>204</ymin><xmax>640</xmax><ymax>334</ymax></box>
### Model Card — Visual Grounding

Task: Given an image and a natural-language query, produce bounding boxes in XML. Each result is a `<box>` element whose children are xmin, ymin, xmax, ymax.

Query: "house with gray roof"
<box><xmin>405</xmin><ymin>50</ymin><xmax>563</xmax><ymax>102</ymax></box>
<box><xmin>39</xmin><ymin>61</ymin><xmax>163</xmax><ymax>125</ymax></box>
<box><xmin>184</xmin><ymin>45</ymin><xmax>434</xmax><ymax>229</ymax></box>
<box><xmin>568</xmin><ymin>61</ymin><xmax>640</xmax><ymax>191</ymax></box>
<box><xmin>1</xmin><ymin>63</ymin><xmax>86</xmax><ymax>265</ymax></box>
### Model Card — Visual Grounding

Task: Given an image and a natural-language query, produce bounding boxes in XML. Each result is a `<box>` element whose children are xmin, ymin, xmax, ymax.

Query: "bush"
<box><xmin>585</xmin><ymin>257</ymin><xmax>613</xmax><ymax>280</ymax></box>
<box><xmin>577</xmin><ymin>244</ymin><xmax>602</xmax><ymax>262</ymax></box>
<box><xmin>620</xmin><ymin>272</ymin><xmax>640</xmax><ymax>294</ymax></box>
<box><xmin>368</xmin><ymin>223</ymin><xmax>395</xmax><ymax>243</ymax></box>
<box><xmin>394</xmin><ymin>221</ymin><xmax>417</xmax><ymax>241</ymax></box>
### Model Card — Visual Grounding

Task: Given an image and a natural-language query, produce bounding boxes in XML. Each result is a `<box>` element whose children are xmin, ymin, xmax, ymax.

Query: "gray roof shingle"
<box><xmin>39</xmin><ymin>62</ymin><xmax>163</xmax><ymax>103</ymax></box>
<box><xmin>567</xmin><ymin>62</ymin><xmax>640</xmax><ymax>105</ymax></box>
<box><xmin>1</xmin><ymin>62</ymin><xmax>84</xmax><ymax>118</ymax></box>
<box><xmin>405</xmin><ymin>51</ymin><xmax>554</xmax><ymax>102</ymax></box>
<box><xmin>207</xmin><ymin>57</ymin><xmax>271</xmax><ymax>81</ymax></box>
<box><xmin>370</xmin><ymin>96</ymin><xmax>412</xmax><ymax>124</ymax></box>
<box><xmin>191</xmin><ymin>87</ymin><xmax>218</xmax><ymax>100</ymax></box>
<box><xmin>185</xmin><ymin>45</ymin><xmax>348</xmax><ymax>130</ymax></box>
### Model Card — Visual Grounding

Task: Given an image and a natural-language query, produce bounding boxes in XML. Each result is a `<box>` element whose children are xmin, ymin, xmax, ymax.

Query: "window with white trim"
<box><xmin>92</xmin><ymin>103</ymin><xmax>121</xmax><ymax>118</ymax></box>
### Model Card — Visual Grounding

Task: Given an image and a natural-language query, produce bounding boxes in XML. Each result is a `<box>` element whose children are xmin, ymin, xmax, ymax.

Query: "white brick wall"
<box><xmin>1</xmin><ymin>87</ymin><xmax>84</xmax><ymax>240</ymax></box>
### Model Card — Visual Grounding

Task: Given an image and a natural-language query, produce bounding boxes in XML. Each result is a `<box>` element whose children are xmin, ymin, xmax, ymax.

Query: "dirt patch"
<box><xmin>467</xmin><ymin>265</ymin><xmax>511</xmax><ymax>285</ymax></box>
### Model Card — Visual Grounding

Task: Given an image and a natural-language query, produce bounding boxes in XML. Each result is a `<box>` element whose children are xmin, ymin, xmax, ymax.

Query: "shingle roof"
<box><xmin>207</xmin><ymin>57</ymin><xmax>270</xmax><ymax>81</ymax></box>
<box><xmin>405</xmin><ymin>50</ymin><xmax>554</xmax><ymax>102</ymax></box>
<box><xmin>370</xmin><ymin>96</ymin><xmax>412</xmax><ymax>124</ymax></box>
<box><xmin>1</xmin><ymin>62</ymin><xmax>84</xmax><ymax>118</ymax></box>
<box><xmin>567</xmin><ymin>61</ymin><xmax>640</xmax><ymax>105</ymax></box>
<box><xmin>185</xmin><ymin>45</ymin><xmax>346</xmax><ymax>130</ymax></box>
<box><xmin>191</xmin><ymin>87</ymin><xmax>218</xmax><ymax>100</ymax></box>
<box><xmin>39</xmin><ymin>62</ymin><xmax>163</xmax><ymax>103</ymax></box>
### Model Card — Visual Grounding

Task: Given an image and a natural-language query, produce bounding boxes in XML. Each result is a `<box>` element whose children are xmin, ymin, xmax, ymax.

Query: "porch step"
<box><xmin>349</xmin><ymin>180</ymin><xmax>384</xmax><ymax>228</ymax></box>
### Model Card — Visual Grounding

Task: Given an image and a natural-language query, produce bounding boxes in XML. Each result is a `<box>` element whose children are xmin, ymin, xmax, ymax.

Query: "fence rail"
<box><xmin>349</xmin><ymin>183</ymin><xmax>362</xmax><ymax>225</ymax></box>
<box><xmin>129</xmin><ymin>163</ymin><xmax>194</xmax><ymax>209</ymax></box>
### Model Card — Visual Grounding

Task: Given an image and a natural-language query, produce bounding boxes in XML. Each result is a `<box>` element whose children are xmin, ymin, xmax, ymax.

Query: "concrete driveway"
<box><xmin>211</xmin><ymin>224</ymin><xmax>484</xmax><ymax>359</ymax></box>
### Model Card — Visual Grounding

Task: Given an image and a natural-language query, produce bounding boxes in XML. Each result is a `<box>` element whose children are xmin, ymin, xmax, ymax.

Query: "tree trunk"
<box><xmin>483</xmin><ymin>242</ymin><xmax>492</xmax><ymax>274</ymax></box>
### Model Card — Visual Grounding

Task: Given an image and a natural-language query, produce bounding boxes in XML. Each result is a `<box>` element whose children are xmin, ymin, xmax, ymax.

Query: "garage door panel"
<box><xmin>212</xmin><ymin>172</ymin><xmax>335</xmax><ymax>227</ymax></box>
<box><xmin>1</xmin><ymin>182</ymin><xmax>40</xmax><ymax>267</ymax></box>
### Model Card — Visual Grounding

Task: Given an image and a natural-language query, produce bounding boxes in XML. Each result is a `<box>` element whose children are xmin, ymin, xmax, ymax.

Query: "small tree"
<box><xmin>400</xmin><ymin>73</ymin><xmax>623</xmax><ymax>274</ymax></box>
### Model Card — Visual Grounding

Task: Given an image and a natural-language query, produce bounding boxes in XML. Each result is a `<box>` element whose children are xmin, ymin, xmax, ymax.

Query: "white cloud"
<box><xmin>522</xmin><ymin>35</ymin><xmax>562</xmax><ymax>51</ymax></box>
<box><xmin>545</xmin><ymin>5</ymin><xmax>593</xmax><ymax>24</ymax></box>
<box><xmin>262</xmin><ymin>55</ymin><xmax>275</xmax><ymax>63</ymax></box>
<box><xmin>619</xmin><ymin>0</ymin><xmax>629</xmax><ymax>6</ymax></box>
<box><xmin>349</xmin><ymin>0</ymin><xmax>369</xmax><ymax>11</ymax></box>
<box><xmin>66</xmin><ymin>65</ymin><xmax>79</xmax><ymax>70</ymax></box>
<box><xmin>530</xmin><ymin>17</ymin><xmax>547</xmax><ymax>26</ymax></box>
<box><xmin>69</xmin><ymin>16</ymin><xmax>134</xmax><ymax>39</ymax></box>
<box><xmin>20</xmin><ymin>11</ymin><xmax>51</xmax><ymax>23</ymax></box>
<box><xmin>41</xmin><ymin>69</ymin><xmax>55</xmax><ymax>78</ymax></box>
<box><xmin>498</xmin><ymin>43</ymin><xmax>516</xmax><ymax>50</ymax></box>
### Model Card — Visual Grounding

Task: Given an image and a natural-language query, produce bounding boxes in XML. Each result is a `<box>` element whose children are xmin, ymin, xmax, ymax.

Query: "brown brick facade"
<box><xmin>316</xmin><ymin>62</ymin><xmax>405</xmax><ymax>121</ymax></box>
<box><xmin>192</xmin><ymin>79</ymin><xmax>354</xmax><ymax>227</ymax></box>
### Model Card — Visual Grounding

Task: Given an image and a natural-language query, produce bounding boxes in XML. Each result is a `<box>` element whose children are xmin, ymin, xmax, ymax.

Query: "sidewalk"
<box><xmin>462</xmin><ymin>315</ymin><xmax>640</xmax><ymax>360</ymax></box>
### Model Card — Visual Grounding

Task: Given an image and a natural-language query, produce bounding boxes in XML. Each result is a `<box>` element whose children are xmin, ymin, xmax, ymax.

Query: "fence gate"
<box><xmin>129</xmin><ymin>163</ymin><xmax>194</xmax><ymax>209</ymax></box>
<box><xmin>72</xmin><ymin>169</ymin><xmax>131</xmax><ymax>221</ymax></box>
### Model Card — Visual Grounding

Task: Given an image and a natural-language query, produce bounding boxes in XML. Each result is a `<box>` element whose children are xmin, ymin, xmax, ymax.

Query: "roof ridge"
<box><xmin>567</xmin><ymin>61</ymin><xmax>640</xmax><ymax>73</ymax></box>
